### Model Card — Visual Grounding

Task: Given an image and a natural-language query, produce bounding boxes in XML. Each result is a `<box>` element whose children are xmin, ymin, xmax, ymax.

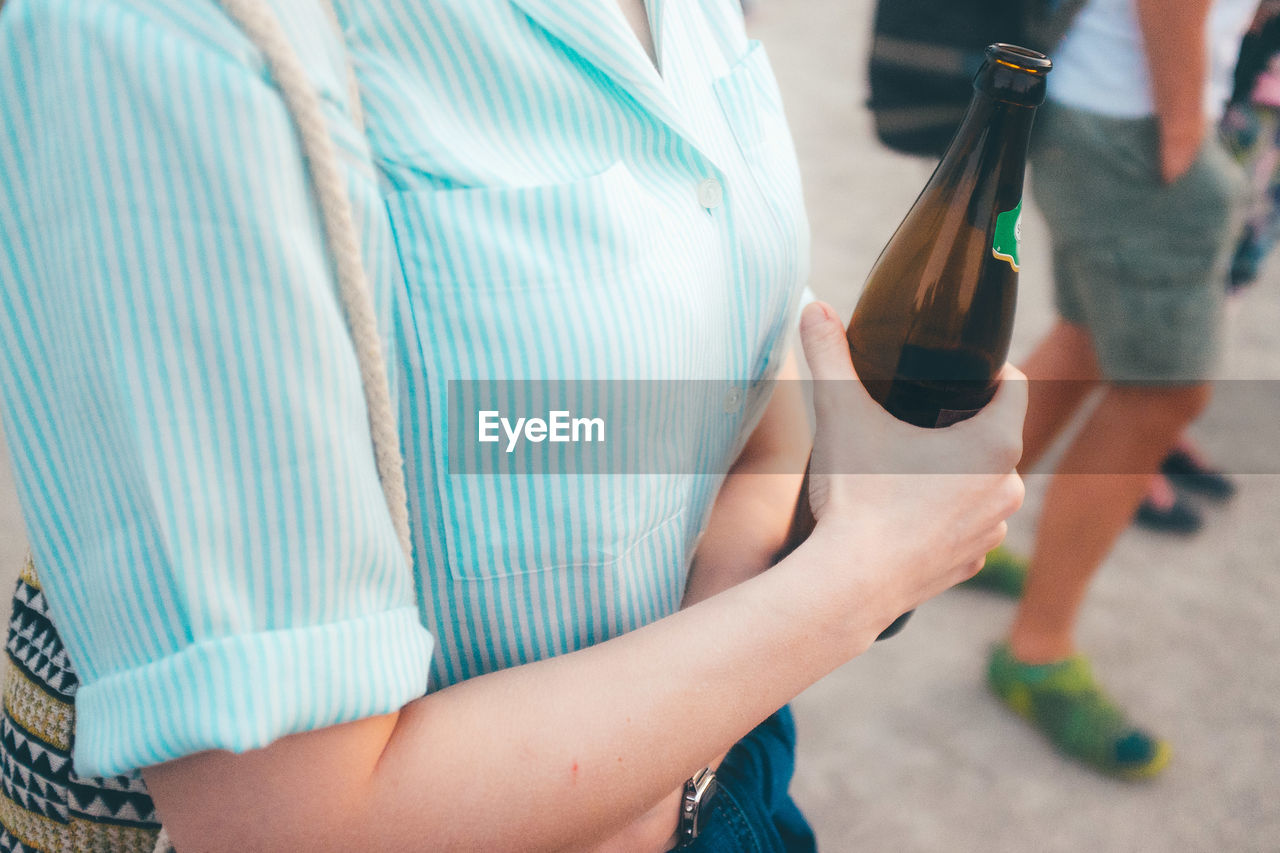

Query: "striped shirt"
<box><xmin>0</xmin><ymin>0</ymin><xmax>810</xmax><ymax>778</ymax></box>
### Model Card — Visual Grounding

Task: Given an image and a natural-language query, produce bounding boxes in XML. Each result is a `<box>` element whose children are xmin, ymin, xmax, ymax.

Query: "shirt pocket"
<box><xmin>713</xmin><ymin>40</ymin><xmax>808</xmax><ymax>240</ymax></box>
<box><xmin>387</xmin><ymin>163</ymin><xmax>708</xmax><ymax>582</ymax></box>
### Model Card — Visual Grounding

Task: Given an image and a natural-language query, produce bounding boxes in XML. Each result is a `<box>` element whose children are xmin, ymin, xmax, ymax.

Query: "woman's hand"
<box><xmin>796</xmin><ymin>301</ymin><xmax>1026</xmax><ymax>643</ymax></box>
<box><xmin>594</xmin><ymin>302</ymin><xmax>1029</xmax><ymax>850</ymax></box>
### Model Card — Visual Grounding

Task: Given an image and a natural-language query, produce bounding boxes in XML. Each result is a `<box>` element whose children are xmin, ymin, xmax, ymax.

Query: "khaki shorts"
<box><xmin>1029</xmin><ymin>102</ymin><xmax>1248</xmax><ymax>382</ymax></box>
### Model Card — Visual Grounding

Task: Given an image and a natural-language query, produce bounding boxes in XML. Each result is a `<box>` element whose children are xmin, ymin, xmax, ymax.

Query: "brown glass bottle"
<box><xmin>782</xmin><ymin>44</ymin><xmax>1050</xmax><ymax>640</ymax></box>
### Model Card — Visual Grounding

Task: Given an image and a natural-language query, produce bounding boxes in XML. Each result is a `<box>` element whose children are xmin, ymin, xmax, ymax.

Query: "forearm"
<box><xmin>682</xmin><ymin>472</ymin><xmax>803</xmax><ymax>606</ymax></box>
<box><xmin>370</xmin><ymin>546</ymin><xmax>861</xmax><ymax>851</ymax></box>
<box><xmin>1137</xmin><ymin>0</ymin><xmax>1213</xmax><ymax>179</ymax></box>
<box><xmin>148</xmin><ymin>537</ymin><xmax>874</xmax><ymax>853</ymax></box>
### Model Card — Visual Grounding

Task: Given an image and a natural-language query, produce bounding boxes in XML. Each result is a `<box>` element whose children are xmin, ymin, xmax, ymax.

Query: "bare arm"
<box><xmin>1137</xmin><ymin>0</ymin><xmax>1215</xmax><ymax>182</ymax></box>
<box><xmin>146</xmin><ymin>551</ymin><xmax>852</xmax><ymax>852</ymax></box>
<box><xmin>144</xmin><ymin>304</ymin><xmax>1025</xmax><ymax>853</ymax></box>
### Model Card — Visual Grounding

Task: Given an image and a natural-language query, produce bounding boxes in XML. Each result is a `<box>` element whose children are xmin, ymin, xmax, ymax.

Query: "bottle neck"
<box><xmin>975</xmin><ymin>54</ymin><xmax>1048</xmax><ymax>108</ymax></box>
<box><xmin>926</xmin><ymin>90</ymin><xmax>1036</xmax><ymax>222</ymax></box>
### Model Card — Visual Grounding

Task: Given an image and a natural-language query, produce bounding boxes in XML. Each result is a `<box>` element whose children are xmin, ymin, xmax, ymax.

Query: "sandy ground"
<box><xmin>2</xmin><ymin>1</ymin><xmax>1278</xmax><ymax>850</ymax></box>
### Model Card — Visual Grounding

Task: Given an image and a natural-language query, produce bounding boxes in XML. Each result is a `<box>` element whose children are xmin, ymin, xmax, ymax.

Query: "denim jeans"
<box><xmin>686</xmin><ymin>705</ymin><xmax>818</xmax><ymax>852</ymax></box>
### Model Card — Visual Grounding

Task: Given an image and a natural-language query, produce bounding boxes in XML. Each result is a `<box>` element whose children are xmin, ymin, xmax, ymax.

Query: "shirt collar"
<box><xmin>509</xmin><ymin>0</ymin><xmax>719</xmax><ymax>167</ymax></box>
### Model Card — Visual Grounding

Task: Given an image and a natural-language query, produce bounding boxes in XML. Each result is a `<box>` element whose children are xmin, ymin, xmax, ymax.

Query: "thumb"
<box><xmin>799</xmin><ymin>301</ymin><xmax>856</xmax><ymax>382</ymax></box>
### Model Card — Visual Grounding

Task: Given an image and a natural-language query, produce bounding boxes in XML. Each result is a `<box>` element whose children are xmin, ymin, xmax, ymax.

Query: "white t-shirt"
<box><xmin>1049</xmin><ymin>0</ymin><xmax>1259</xmax><ymax>120</ymax></box>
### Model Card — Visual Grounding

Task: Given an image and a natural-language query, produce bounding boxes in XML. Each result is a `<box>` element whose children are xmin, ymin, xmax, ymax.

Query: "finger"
<box><xmin>960</xmin><ymin>555</ymin><xmax>987</xmax><ymax>582</ymax></box>
<box><xmin>987</xmin><ymin>520</ymin><xmax>1009</xmax><ymax>553</ymax></box>
<box><xmin>798</xmin><ymin>302</ymin><xmax>856</xmax><ymax>382</ymax></box>
<box><xmin>942</xmin><ymin>366</ymin><xmax>1026</xmax><ymax>471</ymax></box>
<box><xmin>1001</xmin><ymin>474</ymin><xmax>1026</xmax><ymax>519</ymax></box>
<box><xmin>987</xmin><ymin>363</ymin><xmax>1030</xmax><ymax>432</ymax></box>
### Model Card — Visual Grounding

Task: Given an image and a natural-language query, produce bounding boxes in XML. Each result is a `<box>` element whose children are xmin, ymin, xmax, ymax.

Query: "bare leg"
<box><xmin>1009</xmin><ymin>383</ymin><xmax>1211</xmax><ymax>663</ymax></box>
<box><xmin>1017</xmin><ymin>320</ymin><xmax>1102</xmax><ymax>472</ymax></box>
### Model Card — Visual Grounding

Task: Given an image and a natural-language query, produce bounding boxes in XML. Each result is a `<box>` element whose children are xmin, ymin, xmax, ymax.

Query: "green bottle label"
<box><xmin>992</xmin><ymin>200</ymin><xmax>1022</xmax><ymax>271</ymax></box>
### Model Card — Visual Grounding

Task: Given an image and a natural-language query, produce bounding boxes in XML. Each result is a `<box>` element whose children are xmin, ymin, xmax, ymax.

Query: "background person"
<box><xmin>973</xmin><ymin>0</ymin><xmax>1257</xmax><ymax>779</ymax></box>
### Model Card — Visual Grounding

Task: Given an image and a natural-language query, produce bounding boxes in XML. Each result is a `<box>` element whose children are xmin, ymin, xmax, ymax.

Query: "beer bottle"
<box><xmin>784</xmin><ymin>44</ymin><xmax>1050</xmax><ymax>640</ymax></box>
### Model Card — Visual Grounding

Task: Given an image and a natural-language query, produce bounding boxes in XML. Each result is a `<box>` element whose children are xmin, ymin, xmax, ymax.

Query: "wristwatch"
<box><xmin>676</xmin><ymin>766</ymin><xmax>718</xmax><ymax>848</ymax></box>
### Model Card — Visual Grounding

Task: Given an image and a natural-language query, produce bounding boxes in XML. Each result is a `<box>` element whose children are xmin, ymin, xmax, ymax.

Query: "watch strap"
<box><xmin>677</xmin><ymin>766</ymin><xmax>718</xmax><ymax>847</ymax></box>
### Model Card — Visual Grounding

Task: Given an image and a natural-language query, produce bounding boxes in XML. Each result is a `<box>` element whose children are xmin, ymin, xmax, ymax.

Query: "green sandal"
<box><xmin>988</xmin><ymin>644</ymin><xmax>1171</xmax><ymax>780</ymax></box>
<box><xmin>961</xmin><ymin>545</ymin><xmax>1027</xmax><ymax>598</ymax></box>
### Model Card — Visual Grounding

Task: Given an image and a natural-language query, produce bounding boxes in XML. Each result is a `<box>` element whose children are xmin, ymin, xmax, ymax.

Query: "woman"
<box><xmin>0</xmin><ymin>0</ymin><xmax>1025</xmax><ymax>849</ymax></box>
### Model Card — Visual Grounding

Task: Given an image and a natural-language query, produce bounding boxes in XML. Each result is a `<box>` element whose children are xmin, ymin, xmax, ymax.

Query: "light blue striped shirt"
<box><xmin>0</xmin><ymin>0</ymin><xmax>809</xmax><ymax>777</ymax></box>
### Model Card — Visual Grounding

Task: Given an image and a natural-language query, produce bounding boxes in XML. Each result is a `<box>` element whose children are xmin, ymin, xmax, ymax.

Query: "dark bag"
<box><xmin>867</xmin><ymin>0</ymin><xmax>1085</xmax><ymax>157</ymax></box>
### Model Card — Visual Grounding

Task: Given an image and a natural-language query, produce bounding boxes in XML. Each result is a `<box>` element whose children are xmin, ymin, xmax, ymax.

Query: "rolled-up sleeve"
<box><xmin>0</xmin><ymin>0</ymin><xmax>433</xmax><ymax>777</ymax></box>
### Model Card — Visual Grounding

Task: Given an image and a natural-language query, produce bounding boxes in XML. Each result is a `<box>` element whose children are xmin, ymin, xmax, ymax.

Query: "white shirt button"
<box><xmin>697</xmin><ymin>178</ymin><xmax>723</xmax><ymax>210</ymax></box>
<box><xmin>723</xmin><ymin>386</ymin><xmax>744</xmax><ymax>413</ymax></box>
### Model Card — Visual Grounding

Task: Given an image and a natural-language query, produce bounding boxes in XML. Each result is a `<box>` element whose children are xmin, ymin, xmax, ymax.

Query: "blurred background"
<box><xmin>2</xmin><ymin>0</ymin><xmax>1278</xmax><ymax>850</ymax></box>
<box><xmin>751</xmin><ymin>2</ymin><xmax>1280</xmax><ymax>851</ymax></box>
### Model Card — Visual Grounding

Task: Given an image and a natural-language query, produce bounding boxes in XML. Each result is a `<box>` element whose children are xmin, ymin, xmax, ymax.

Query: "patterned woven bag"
<box><xmin>1</xmin><ymin>558</ymin><xmax>163</xmax><ymax>852</ymax></box>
